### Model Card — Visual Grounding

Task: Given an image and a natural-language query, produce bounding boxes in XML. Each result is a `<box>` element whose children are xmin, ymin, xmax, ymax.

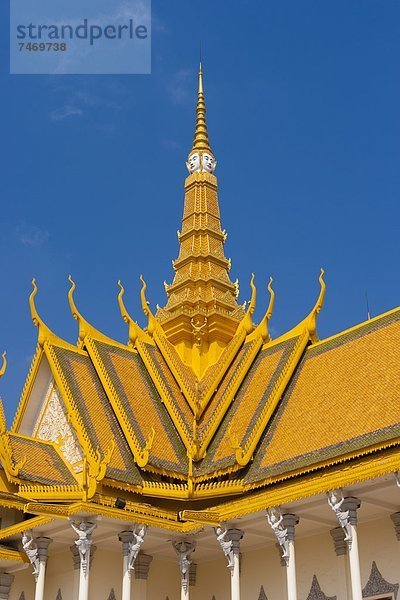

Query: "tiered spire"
<box><xmin>156</xmin><ymin>63</ymin><xmax>245</xmax><ymax>374</ymax></box>
<box><xmin>190</xmin><ymin>62</ymin><xmax>212</xmax><ymax>155</ymax></box>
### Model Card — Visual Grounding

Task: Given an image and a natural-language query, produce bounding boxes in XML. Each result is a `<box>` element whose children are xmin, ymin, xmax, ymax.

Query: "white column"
<box><xmin>328</xmin><ymin>492</ymin><xmax>362</xmax><ymax>600</ymax></box>
<box><xmin>70</xmin><ymin>544</ymin><xmax>80</xmax><ymax>600</ymax></box>
<box><xmin>172</xmin><ymin>540</ymin><xmax>196</xmax><ymax>600</ymax></box>
<box><xmin>69</xmin><ymin>520</ymin><xmax>97</xmax><ymax>600</ymax></box>
<box><xmin>214</xmin><ymin>526</ymin><xmax>244</xmax><ymax>600</ymax></box>
<box><xmin>282</xmin><ymin>515</ymin><xmax>299</xmax><ymax>600</ymax></box>
<box><xmin>133</xmin><ymin>552</ymin><xmax>153</xmax><ymax>600</ymax></box>
<box><xmin>266</xmin><ymin>509</ymin><xmax>299</xmax><ymax>600</ymax></box>
<box><xmin>21</xmin><ymin>531</ymin><xmax>52</xmax><ymax>600</ymax></box>
<box><xmin>119</xmin><ymin>525</ymin><xmax>147</xmax><ymax>600</ymax></box>
<box><xmin>0</xmin><ymin>572</ymin><xmax>14</xmax><ymax>599</ymax></box>
<box><xmin>119</xmin><ymin>531</ymin><xmax>134</xmax><ymax>600</ymax></box>
<box><xmin>330</xmin><ymin>527</ymin><xmax>350</xmax><ymax>600</ymax></box>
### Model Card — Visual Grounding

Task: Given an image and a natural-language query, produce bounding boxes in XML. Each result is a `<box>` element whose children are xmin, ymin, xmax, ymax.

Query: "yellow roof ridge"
<box><xmin>310</xmin><ymin>303</ymin><xmax>400</xmax><ymax>349</ymax></box>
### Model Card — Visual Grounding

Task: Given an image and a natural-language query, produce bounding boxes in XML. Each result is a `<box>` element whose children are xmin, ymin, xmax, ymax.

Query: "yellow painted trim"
<box><xmin>0</xmin><ymin>516</ymin><xmax>53</xmax><ymax>540</ymax></box>
<box><xmin>0</xmin><ymin>548</ymin><xmax>28</xmax><ymax>563</ymax></box>
<box><xmin>216</xmin><ymin>446</ymin><xmax>400</xmax><ymax>522</ymax></box>
<box><xmin>311</xmin><ymin>304</ymin><xmax>400</xmax><ymax>349</ymax></box>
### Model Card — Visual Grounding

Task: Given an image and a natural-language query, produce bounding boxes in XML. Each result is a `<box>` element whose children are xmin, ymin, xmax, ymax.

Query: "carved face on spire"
<box><xmin>187</xmin><ymin>152</ymin><xmax>216</xmax><ymax>174</ymax></box>
<box><xmin>202</xmin><ymin>153</ymin><xmax>216</xmax><ymax>173</ymax></box>
<box><xmin>187</xmin><ymin>153</ymin><xmax>201</xmax><ymax>173</ymax></box>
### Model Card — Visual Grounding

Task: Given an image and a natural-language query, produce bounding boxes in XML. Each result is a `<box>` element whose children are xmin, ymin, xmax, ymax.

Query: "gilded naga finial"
<box><xmin>247</xmin><ymin>277</ymin><xmax>275</xmax><ymax>343</ymax></box>
<box><xmin>186</xmin><ymin>62</ymin><xmax>217</xmax><ymax>175</ymax></box>
<box><xmin>68</xmin><ymin>275</ymin><xmax>86</xmax><ymax>345</ymax></box>
<box><xmin>306</xmin><ymin>268</ymin><xmax>326</xmax><ymax>343</ymax></box>
<box><xmin>0</xmin><ymin>352</ymin><xmax>6</xmax><ymax>379</ymax></box>
<box><xmin>29</xmin><ymin>279</ymin><xmax>54</xmax><ymax>346</ymax></box>
<box><xmin>140</xmin><ymin>275</ymin><xmax>155</xmax><ymax>336</ymax></box>
<box><xmin>117</xmin><ymin>280</ymin><xmax>148</xmax><ymax>346</ymax></box>
<box><xmin>240</xmin><ymin>274</ymin><xmax>257</xmax><ymax>334</ymax></box>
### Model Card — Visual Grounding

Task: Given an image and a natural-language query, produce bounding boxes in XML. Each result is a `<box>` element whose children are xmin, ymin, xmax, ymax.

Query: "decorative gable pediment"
<box><xmin>258</xmin><ymin>586</ymin><xmax>268</xmax><ymax>600</ymax></box>
<box><xmin>362</xmin><ymin>561</ymin><xmax>399</xmax><ymax>599</ymax></box>
<box><xmin>306</xmin><ymin>575</ymin><xmax>336</xmax><ymax>600</ymax></box>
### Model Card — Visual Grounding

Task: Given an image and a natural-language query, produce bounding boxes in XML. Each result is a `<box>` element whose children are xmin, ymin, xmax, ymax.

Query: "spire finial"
<box><xmin>188</xmin><ymin>60</ymin><xmax>213</xmax><ymax>158</ymax></box>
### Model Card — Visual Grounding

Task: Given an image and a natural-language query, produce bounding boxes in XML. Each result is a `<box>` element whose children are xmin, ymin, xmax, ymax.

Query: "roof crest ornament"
<box><xmin>117</xmin><ymin>281</ymin><xmax>151</xmax><ymax>347</ymax></box>
<box><xmin>30</xmin><ymin>279</ymin><xmax>76</xmax><ymax>350</ymax></box>
<box><xmin>275</xmin><ymin>269</ymin><xmax>326</xmax><ymax>344</ymax></box>
<box><xmin>0</xmin><ymin>352</ymin><xmax>6</xmax><ymax>379</ymax></box>
<box><xmin>305</xmin><ymin>268</ymin><xmax>326</xmax><ymax>343</ymax></box>
<box><xmin>68</xmin><ymin>276</ymin><xmax>118</xmax><ymax>348</ymax></box>
<box><xmin>140</xmin><ymin>275</ymin><xmax>156</xmax><ymax>336</ymax></box>
<box><xmin>239</xmin><ymin>274</ymin><xmax>256</xmax><ymax>334</ymax></box>
<box><xmin>247</xmin><ymin>277</ymin><xmax>275</xmax><ymax>343</ymax></box>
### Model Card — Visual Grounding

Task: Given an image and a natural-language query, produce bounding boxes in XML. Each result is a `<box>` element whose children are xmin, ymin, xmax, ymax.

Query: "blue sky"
<box><xmin>1</xmin><ymin>1</ymin><xmax>399</xmax><ymax>422</ymax></box>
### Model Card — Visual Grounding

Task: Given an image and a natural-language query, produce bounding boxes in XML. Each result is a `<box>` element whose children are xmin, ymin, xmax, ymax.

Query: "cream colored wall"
<box><xmin>7</xmin><ymin>515</ymin><xmax>400</xmax><ymax>600</ymax></box>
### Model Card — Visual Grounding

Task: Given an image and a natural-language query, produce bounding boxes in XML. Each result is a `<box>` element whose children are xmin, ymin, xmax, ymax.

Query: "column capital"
<box><xmin>134</xmin><ymin>552</ymin><xmax>153</xmax><ymax>580</ymax></box>
<box><xmin>0</xmin><ymin>573</ymin><xmax>14</xmax><ymax>600</ymax></box>
<box><xmin>342</xmin><ymin>496</ymin><xmax>361</xmax><ymax>525</ymax></box>
<box><xmin>189</xmin><ymin>562</ymin><xmax>197</xmax><ymax>587</ymax></box>
<box><xmin>226</xmin><ymin>528</ymin><xmax>244</xmax><ymax>553</ymax></box>
<box><xmin>119</xmin><ymin>531</ymin><xmax>134</xmax><ymax>556</ymax></box>
<box><xmin>35</xmin><ymin>537</ymin><xmax>53</xmax><ymax>562</ymax></box>
<box><xmin>282</xmin><ymin>514</ymin><xmax>299</xmax><ymax>542</ymax></box>
<box><xmin>390</xmin><ymin>512</ymin><xmax>400</xmax><ymax>540</ymax></box>
<box><xmin>330</xmin><ymin>527</ymin><xmax>347</xmax><ymax>556</ymax></box>
<box><xmin>70</xmin><ymin>544</ymin><xmax>80</xmax><ymax>570</ymax></box>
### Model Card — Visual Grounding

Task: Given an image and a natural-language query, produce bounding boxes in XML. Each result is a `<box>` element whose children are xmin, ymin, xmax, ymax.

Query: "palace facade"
<box><xmin>0</xmin><ymin>64</ymin><xmax>399</xmax><ymax>600</ymax></box>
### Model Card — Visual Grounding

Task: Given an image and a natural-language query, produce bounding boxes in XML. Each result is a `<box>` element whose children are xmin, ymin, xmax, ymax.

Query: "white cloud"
<box><xmin>17</xmin><ymin>225</ymin><xmax>50</xmax><ymax>247</ymax></box>
<box><xmin>50</xmin><ymin>104</ymin><xmax>84</xmax><ymax>121</ymax></box>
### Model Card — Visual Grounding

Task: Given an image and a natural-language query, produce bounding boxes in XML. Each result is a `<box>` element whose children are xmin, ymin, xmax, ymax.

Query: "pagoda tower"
<box><xmin>156</xmin><ymin>63</ymin><xmax>245</xmax><ymax>376</ymax></box>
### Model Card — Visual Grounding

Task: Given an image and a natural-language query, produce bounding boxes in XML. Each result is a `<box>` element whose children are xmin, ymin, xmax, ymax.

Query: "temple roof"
<box><xmin>0</xmin><ymin>65</ymin><xmax>400</xmax><ymax>531</ymax></box>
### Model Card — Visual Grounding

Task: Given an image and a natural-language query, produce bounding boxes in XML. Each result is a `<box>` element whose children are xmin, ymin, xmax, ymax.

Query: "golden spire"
<box><xmin>190</xmin><ymin>62</ymin><xmax>212</xmax><ymax>156</ymax></box>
